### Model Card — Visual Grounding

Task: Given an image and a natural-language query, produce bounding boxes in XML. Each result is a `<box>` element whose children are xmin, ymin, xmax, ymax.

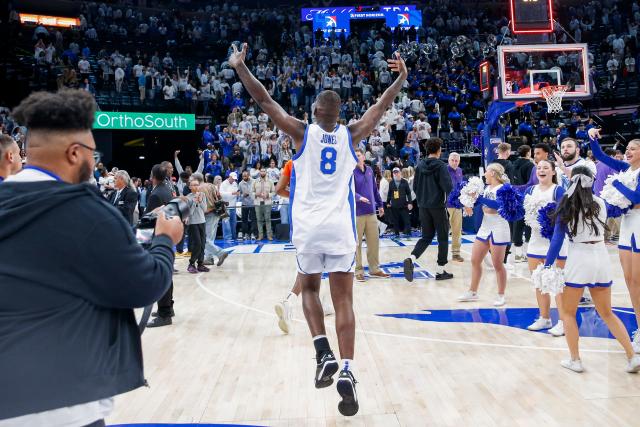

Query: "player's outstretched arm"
<box><xmin>229</xmin><ymin>43</ymin><xmax>305</xmax><ymax>147</ymax></box>
<box><xmin>348</xmin><ymin>52</ymin><xmax>407</xmax><ymax>144</ymax></box>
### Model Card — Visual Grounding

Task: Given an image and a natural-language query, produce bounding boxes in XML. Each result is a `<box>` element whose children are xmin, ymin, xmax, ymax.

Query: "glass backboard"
<box><xmin>496</xmin><ymin>43</ymin><xmax>591</xmax><ymax>101</ymax></box>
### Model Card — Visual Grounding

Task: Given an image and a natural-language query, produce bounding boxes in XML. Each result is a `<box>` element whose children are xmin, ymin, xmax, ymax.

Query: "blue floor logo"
<box><xmin>321</xmin><ymin>262</ymin><xmax>433</xmax><ymax>280</ymax></box>
<box><xmin>378</xmin><ymin>307</ymin><xmax>638</xmax><ymax>339</ymax></box>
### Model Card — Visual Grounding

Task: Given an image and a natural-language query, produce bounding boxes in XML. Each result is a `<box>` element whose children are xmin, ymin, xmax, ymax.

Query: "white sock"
<box><xmin>436</xmin><ymin>265</ymin><xmax>446</xmax><ymax>274</ymax></box>
<box><xmin>286</xmin><ymin>292</ymin><xmax>297</xmax><ymax>303</ymax></box>
<box><xmin>313</xmin><ymin>334</ymin><xmax>327</xmax><ymax>341</ymax></box>
<box><xmin>410</xmin><ymin>254</ymin><xmax>417</xmax><ymax>262</ymax></box>
<box><xmin>342</xmin><ymin>359</ymin><xmax>353</xmax><ymax>372</ymax></box>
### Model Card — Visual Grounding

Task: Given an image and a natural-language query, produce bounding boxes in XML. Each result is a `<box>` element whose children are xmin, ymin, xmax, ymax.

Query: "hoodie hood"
<box><xmin>0</xmin><ymin>181</ymin><xmax>104</xmax><ymax>241</ymax></box>
<box><xmin>419</xmin><ymin>157</ymin><xmax>445</xmax><ymax>176</ymax></box>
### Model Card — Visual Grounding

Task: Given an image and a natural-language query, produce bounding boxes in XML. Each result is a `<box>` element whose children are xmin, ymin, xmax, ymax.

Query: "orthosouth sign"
<box><xmin>93</xmin><ymin>112</ymin><xmax>195</xmax><ymax>131</ymax></box>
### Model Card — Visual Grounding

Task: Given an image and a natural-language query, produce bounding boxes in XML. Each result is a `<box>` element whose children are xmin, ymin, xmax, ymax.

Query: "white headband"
<box><xmin>566</xmin><ymin>174</ymin><xmax>594</xmax><ymax>198</ymax></box>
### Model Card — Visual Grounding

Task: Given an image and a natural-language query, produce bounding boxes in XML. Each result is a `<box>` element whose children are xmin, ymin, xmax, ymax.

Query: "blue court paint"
<box><xmin>321</xmin><ymin>262</ymin><xmax>434</xmax><ymax>280</ymax></box>
<box><xmin>378</xmin><ymin>307</ymin><xmax>639</xmax><ymax>339</ymax></box>
<box><xmin>214</xmin><ymin>234</ymin><xmax>474</xmax><ymax>254</ymax></box>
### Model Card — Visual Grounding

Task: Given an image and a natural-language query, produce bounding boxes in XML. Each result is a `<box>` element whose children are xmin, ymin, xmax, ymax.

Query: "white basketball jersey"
<box><xmin>291</xmin><ymin>123</ymin><xmax>357</xmax><ymax>255</ymax></box>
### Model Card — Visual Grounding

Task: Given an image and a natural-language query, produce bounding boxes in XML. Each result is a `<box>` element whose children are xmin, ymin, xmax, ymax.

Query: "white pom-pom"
<box><xmin>523</xmin><ymin>193</ymin><xmax>546</xmax><ymax>230</ymax></box>
<box><xmin>531</xmin><ymin>264</ymin><xmax>565</xmax><ymax>296</ymax></box>
<box><xmin>600</xmin><ymin>170</ymin><xmax>638</xmax><ymax>209</ymax></box>
<box><xmin>459</xmin><ymin>176</ymin><xmax>484</xmax><ymax>208</ymax></box>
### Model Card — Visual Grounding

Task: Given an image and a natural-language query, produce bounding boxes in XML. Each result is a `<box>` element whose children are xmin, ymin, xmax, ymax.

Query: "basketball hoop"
<box><xmin>540</xmin><ymin>85</ymin><xmax>567</xmax><ymax>114</ymax></box>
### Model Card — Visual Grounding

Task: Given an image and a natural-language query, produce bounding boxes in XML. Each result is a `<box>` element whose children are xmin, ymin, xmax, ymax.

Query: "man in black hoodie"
<box><xmin>0</xmin><ymin>89</ymin><xmax>183</xmax><ymax>426</ymax></box>
<box><xmin>404</xmin><ymin>138</ymin><xmax>454</xmax><ymax>281</ymax></box>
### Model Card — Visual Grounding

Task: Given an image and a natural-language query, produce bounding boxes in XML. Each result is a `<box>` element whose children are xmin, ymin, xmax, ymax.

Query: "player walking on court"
<box><xmin>230</xmin><ymin>42</ymin><xmax>407</xmax><ymax>416</ymax></box>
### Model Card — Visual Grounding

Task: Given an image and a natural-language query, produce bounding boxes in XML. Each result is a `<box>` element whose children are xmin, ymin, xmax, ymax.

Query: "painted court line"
<box><xmin>195</xmin><ymin>276</ymin><xmax>625</xmax><ymax>354</ymax></box>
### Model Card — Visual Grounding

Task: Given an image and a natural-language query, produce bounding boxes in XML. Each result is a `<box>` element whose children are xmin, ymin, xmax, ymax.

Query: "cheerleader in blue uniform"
<box><xmin>524</xmin><ymin>159</ymin><xmax>568</xmax><ymax>336</ymax></box>
<box><xmin>543</xmin><ymin>166</ymin><xmax>640</xmax><ymax>373</ymax></box>
<box><xmin>589</xmin><ymin>129</ymin><xmax>640</xmax><ymax>353</ymax></box>
<box><xmin>458</xmin><ymin>163</ymin><xmax>519</xmax><ymax>307</ymax></box>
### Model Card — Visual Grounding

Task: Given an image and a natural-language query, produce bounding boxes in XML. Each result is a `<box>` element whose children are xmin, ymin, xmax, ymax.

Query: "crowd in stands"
<box><xmin>4</xmin><ymin>0</ymin><xmax>640</xmax><ymax>246</ymax></box>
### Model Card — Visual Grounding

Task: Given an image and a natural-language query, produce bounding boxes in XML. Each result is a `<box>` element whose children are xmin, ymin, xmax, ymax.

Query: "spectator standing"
<box><xmin>146</xmin><ymin>164</ymin><xmax>178</xmax><ymax>327</ymax></box>
<box><xmin>404</xmin><ymin>138</ymin><xmax>454</xmax><ymax>281</ymax></box>
<box><xmin>353</xmin><ymin>149</ymin><xmax>389</xmax><ymax>282</ymax></box>
<box><xmin>109</xmin><ymin>170</ymin><xmax>138</xmax><ymax>226</ymax></box>
<box><xmin>447</xmin><ymin>152</ymin><xmax>464</xmax><ymax>262</ymax></box>
<box><xmin>379</xmin><ymin>169</ymin><xmax>392</xmax><ymax>203</ymax></box>
<box><xmin>202</xmin><ymin>124</ymin><xmax>215</xmax><ymax>149</ymax></box>
<box><xmin>512</xmin><ymin>145</ymin><xmax>535</xmax><ymax>260</ymax></box>
<box><xmin>185</xmin><ymin>174</ymin><xmax>209</xmax><ymax>274</ymax></box>
<box><xmin>252</xmin><ymin>168</ymin><xmax>275</xmax><ymax>240</ymax></box>
<box><xmin>114</xmin><ymin>66</ymin><xmax>125</xmax><ymax>93</ymax></box>
<box><xmin>266</xmin><ymin>159</ymin><xmax>281</xmax><ymax>183</ymax></box>
<box><xmin>238</xmin><ymin>170</ymin><xmax>257</xmax><ymax>240</ymax></box>
<box><xmin>220</xmin><ymin>172</ymin><xmax>239</xmax><ymax>240</ymax></box>
<box><xmin>386</xmin><ymin>167</ymin><xmax>412</xmax><ymax>239</ymax></box>
<box><xmin>494</xmin><ymin>142</ymin><xmax>517</xmax><ymax>262</ymax></box>
<box><xmin>202</xmin><ymin>174</ymin><xmax>229</xmax><ymax>266</ymax></box>
<box><xmin>0</xmin><ymin>134</ymin><xmax>22</xmax><ymax>181</ymax></box>
<box><xmin>494</xmin><ymin>142</ymin><xmax>515</xmax><ymax>182</ymax></box>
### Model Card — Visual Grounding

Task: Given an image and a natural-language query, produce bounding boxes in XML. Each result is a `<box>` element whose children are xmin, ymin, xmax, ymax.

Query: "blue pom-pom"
<box><xmin>606</xmin><ymin>202</ymin><xmax>629</xmax><ymax>219</ymax></box>
<box><xmin>447</xmin><ymin>180</ymin><xmax>466</xmax><ymax>209</ymax></box>
<box><xmin>496</xmin><ymin>184</ymin><xmax>525</xmax><ymax>221</ymax></box>
<box><xmin>538</xmin><ymin>202</ymin><xmax>557</xmax><ymax>240</ymax></box>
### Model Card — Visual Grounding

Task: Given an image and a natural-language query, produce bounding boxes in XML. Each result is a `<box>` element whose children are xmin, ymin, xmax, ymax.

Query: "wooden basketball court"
<box><xmin>108</xmin><ymin>238</ymin><xmax>640</xmax><ymax>427</ymax></box>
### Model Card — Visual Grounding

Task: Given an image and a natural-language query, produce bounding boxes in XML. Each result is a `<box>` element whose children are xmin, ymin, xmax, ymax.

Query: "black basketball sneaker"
<box><xmin>315</xmin><ymin>350</ymin><xmax>339</xmax><ymax>389</ymax></box>
<box><xmin>337</xmin><ymin>369</ymin><xmax>359</xmax><ymax>416</ymax></box>
<box><xmin>403</xmin><ymin>257</ymin><xmax>414</xmax><ymax>282</ymax></box>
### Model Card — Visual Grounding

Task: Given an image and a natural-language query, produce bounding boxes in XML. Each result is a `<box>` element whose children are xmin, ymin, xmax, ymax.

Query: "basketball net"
<box><xmin>540</xmin><ymin>85</ymin><xmax>567</xmax><ymax>114</ymax></box>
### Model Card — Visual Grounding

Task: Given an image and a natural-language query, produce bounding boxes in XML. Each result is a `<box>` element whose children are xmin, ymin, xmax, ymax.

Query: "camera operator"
<box><xmin>0</xmin><ymin>89</ymin><xmax>183</xmax><ymax>426</ymax></box>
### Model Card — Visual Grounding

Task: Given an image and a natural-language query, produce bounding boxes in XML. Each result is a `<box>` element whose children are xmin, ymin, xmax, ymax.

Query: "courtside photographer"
<box><xmin>0</xmin><ymin>89</ymin><xmax>183</xmax><ymax>426</ymax></box>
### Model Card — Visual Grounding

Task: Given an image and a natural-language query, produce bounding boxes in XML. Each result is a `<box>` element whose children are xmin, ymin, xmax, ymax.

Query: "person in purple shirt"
<box><xmin>446</xmin><ymin>152</ymin><xmax>464</xmax><ymax>262</ymax></box>
<box><xmin>593</xmin><ymin>147</ymin><xmax>620</xmax><ymax>242</ymax></box>
<box><xmin>353</xmin><ymin>149</ymin><xmax>390</xmax><ymax>282</ymax></box>
<box><xmin>593</xmin><ymin>147</ymin><xmax>617</xmax><ymax>196</ymax></box>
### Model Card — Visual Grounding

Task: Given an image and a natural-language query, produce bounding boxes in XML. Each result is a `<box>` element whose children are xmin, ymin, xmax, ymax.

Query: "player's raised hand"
<box><xmin>229</xmin><ymin>43</ymin><xmax>247</xmax><ymax>69</ymax></box>
<box><xmin>588</xmin><ymin>127</ymin><xmax>601</xmax><ymax>140</ymax></box>
<box><xmin>388</xmin><ymin>52</ymin><xmax>407</xmax><ymax>79</ymax></box>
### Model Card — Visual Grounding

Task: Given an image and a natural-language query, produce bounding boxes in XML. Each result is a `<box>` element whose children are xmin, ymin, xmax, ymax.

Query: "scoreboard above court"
<box><xmin>509</xmin><ymin>0</ymin><xmax>554</xmax><ymax>34</ymax></box>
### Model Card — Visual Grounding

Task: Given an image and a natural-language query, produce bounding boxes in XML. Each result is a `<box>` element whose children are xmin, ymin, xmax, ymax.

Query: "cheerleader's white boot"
<box><xmin>549</xmin><ymin>320</ymin><xmax>565</xmax><ymax>337</ymax></box>
<box><xmin>561</xmin><ymin>359</ymin><xmax>584</xmax><ymax>373</ymax></box>
<box><xmin>632</xmin><ymin>330</ymin><xmax>640</xmax><ymax>354</ymax></box>
<box><xmin>626</xmin><ymin>355</ymin><xmax>640</xmax><ymax>373</ymax></box>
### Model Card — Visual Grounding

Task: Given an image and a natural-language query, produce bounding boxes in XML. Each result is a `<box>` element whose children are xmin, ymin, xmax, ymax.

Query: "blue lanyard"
<box><xmin>23</xmin><ymin>166</ymin><xmax>63</xmax><ymax>182</ymax></box>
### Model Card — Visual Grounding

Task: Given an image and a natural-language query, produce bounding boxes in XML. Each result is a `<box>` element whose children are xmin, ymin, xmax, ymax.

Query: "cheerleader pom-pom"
<box><xmin>447</xmin><ymin>180</ymin><xmax>466</xmax><ymax>209</ymax></box>
<box><xmin>531</xmin><ymin>264</ymin><xmax>565</xmax><ymax>296</ymax></box>
<box><xmin>496</xmin><ymin>184</ymin><xmax>525</xmax><ymax>222</ymax></box>
<box><xmin>524</xmin><ymin>193</ymin><xmax>545</xmax><ymax>230</ymax></box>
<box><xmin>538</xmin><ymin>202</ymin><xmax>557</xmax><ymax>240</ymax></box>
<box><xmin>605</xmin><ymin>201</ymin><xmax>629</xmax><ymax>219</ymax></box>
<box><xmin>459</xmin><ymin>176</ymin><xmax>484</xmax><ymax>208</ymax></box>
<box><xmin>600</xmin><ymin>172</ymin><xmax>635</xmax><ymax>209</ymax></box>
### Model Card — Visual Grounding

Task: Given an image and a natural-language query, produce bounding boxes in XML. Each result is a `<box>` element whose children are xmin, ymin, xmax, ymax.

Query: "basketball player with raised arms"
<box><xmin>229</xmin><ymin>43</ymin><xmax>407</xmax><ymax>416</ymax></box>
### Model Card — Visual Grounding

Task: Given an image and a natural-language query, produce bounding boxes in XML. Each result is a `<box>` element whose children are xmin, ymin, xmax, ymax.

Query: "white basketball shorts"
<box><xmin>296</xmin><ymin>252</ymin><xmax>356</xmax><ymax>275</ymax></box>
